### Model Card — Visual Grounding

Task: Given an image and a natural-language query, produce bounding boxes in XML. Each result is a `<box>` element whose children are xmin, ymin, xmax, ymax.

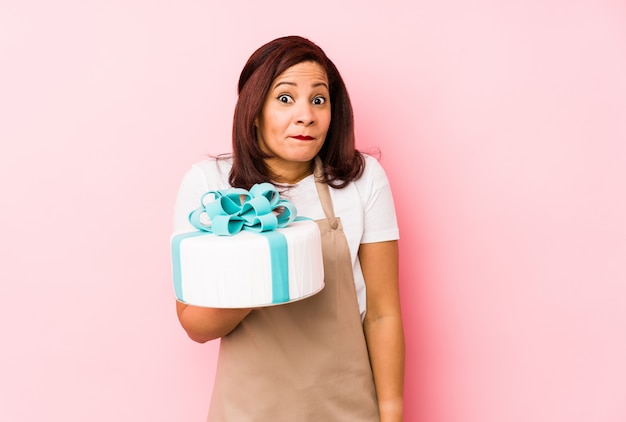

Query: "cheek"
<box><xmin>321</xmin><ymin>111</ymin><xmax>331</xmax><ymax>131</ymax></box>
<box><xmin>262</xmin><ymin>110</ymin><xmax>287</xmax><ymax>134</ymax></box>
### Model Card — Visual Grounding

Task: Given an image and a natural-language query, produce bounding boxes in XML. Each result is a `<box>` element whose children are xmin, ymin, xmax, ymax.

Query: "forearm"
<box><xmin>358</xmin><ymin>240</ymin><xmax>404</xmax><ymax>420</ymax></box>
<box><xmin>364</xmin><ymin>312</ymin><xmax>405</xmax><ymax>422</ymax></box>
<box><xmin>176</xmin><ymin>301</ymin><xmax>251</xmax><ymax>343</ymax></box>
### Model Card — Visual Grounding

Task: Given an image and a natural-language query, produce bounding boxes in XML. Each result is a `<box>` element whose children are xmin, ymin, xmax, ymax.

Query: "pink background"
<box><xmin>2</xmin><ymin>1</ymin><xmax>625</xmax><ymax>420</ymax></box>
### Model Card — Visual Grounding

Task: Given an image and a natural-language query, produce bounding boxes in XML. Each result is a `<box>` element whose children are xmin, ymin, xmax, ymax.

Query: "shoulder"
<box><xmin>353</xmin><ymin>153</ymin><xmax>392</xmax><ymax>190</ymax></box>
<box><xmin>361</xmin><ymin>153</ymin><xmax>387</xmax><ymax>177</ymax></box>
<box><xmin>174</xmin><ymin>156</ymin><xmax>233</xmax><ymax>233</ymax></box>
<box><xmin>185</xmin><ymin>156</ymin><xmax>233</xmax><ymax>190</ymax></box>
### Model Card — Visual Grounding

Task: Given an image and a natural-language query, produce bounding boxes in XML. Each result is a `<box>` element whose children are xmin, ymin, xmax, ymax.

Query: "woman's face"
<box><xmin>255</xmin><ymin>61</ymin><xmax>331</xmax><ymax>178</ymax></box>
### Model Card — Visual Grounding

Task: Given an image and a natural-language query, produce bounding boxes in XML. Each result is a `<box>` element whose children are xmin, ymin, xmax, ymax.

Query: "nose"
<box><xmin>296</xmin><ymin>103</ymin><xmax>315</xmax><ymax>126</ymax></box>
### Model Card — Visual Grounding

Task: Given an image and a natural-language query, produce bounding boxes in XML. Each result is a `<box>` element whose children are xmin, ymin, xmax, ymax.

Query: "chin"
<box><xmin>277</xmin><ymin>149</ymin><xmax>319</xmax><ymax>162</ymax></box>
<box><xmin>287</xmin><ymin>154</ymin><xmax>318</xmax><ymax>163</ymax></box>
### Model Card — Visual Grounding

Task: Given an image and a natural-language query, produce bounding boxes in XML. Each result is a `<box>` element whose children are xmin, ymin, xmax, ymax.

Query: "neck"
<box><xmin>267</xmin><ymin>160</ymin><xmax>313</xmax><ymax>185</ymax></box>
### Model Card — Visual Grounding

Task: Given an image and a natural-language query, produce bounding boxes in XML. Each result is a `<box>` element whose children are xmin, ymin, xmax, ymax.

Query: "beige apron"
<box><xmin>207</xmin><ymin>160</ymin><xmax>379</xmax><ymax>421</ymax></box>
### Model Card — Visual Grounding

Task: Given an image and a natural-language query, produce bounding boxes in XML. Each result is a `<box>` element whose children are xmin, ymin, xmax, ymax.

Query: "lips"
<box><xmin>291</xmin><ymin>135</ymin><xmax>315</xmax><ymax>140</ymax></box>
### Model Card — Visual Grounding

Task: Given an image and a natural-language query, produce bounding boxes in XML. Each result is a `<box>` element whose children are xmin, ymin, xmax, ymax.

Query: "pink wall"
<box><xmin>1</xmin><ymin>1</ymin><xmax>625</xmax><ymax>420</ymax></box>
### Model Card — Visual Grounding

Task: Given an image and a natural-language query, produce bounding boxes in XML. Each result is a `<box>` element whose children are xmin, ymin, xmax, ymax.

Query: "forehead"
<box><xmin>272</xmin><ymin>61</ymin><xmax>328</xmax><ymax>86</ymax></box>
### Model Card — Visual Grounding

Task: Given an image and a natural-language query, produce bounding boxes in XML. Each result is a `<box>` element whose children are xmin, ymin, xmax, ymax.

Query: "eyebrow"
<box><xmin>273</xmin><ymin>81</ymin><xmax>329</xmax><ymax>90</ymax></box>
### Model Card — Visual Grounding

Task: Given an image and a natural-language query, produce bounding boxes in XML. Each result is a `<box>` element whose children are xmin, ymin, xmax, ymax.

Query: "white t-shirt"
<box><xmin>173</xmin><ymin>154</ymin><xmax>399</xmax><ymax>317</ymax></box>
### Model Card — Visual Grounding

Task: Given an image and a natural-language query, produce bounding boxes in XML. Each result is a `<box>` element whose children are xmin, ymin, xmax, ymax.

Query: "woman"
<box><xmin>174</xmin><ymin>36</ymin><xmax>404</xmax><ymax>421</ymax></box>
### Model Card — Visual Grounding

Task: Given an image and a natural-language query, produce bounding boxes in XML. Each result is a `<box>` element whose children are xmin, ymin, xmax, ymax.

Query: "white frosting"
<box><xmin>173</xmin><ymin>220</ymin><xmax>324</xmax><ymax>308</ymax></box>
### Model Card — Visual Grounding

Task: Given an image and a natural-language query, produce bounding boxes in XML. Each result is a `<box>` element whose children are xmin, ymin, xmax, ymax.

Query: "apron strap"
<box><xmin>313</xmin><ymin>156</ymin><xmax>336</xmax><ymax>221</ymax></box>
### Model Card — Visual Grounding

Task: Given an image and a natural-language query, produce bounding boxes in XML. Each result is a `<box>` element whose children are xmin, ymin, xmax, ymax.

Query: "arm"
<box><xmin>176</xmin><ymin>301</ymin><xmax>251</xmax><ymax>343</ymax></box>
<box><xmin>359</xmin><ymin>240</ymin><xmax>405</xmax><ymax>422</ymax></box>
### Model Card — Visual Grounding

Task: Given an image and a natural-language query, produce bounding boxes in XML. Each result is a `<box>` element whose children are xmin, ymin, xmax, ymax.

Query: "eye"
<box><xmin>312</xmin><ymin>96</ymin><xmax>327</xmax><ymax>105</ymax></box>
<box><xmin>277</xmin><ymin>94</ymin><xmax>293</xmax><ymax>103</ymax></box>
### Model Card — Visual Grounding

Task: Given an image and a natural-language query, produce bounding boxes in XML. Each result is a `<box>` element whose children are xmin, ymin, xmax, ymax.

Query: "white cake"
<box><xmin>171</xmin><ymin>220</ymin><xmax>325</xmax><ymax>308</ymax></box>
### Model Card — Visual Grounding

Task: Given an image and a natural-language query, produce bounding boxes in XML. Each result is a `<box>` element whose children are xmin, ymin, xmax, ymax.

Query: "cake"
<box><xmin>170</xmin><ymin>183</ymin><xmax>325</xmax><ymax>308</ymax></box>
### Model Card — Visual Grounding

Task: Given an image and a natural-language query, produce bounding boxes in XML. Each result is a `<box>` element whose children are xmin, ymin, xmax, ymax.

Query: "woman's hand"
<box><xmin>176</xmin><ymin>301</ymin><xmax>251</xmax><ymax>343</ymax></box>
<box><xmin>359</xmin><ymin>240</ymin><xmax>405</xmax><ymax>421</ymax></box>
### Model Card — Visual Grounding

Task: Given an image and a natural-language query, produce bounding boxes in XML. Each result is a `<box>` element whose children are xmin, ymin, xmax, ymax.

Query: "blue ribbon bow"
<box><xmin>188</xmin><ymin>183</ymin><xmax>297</xmax><ymax>236</ymax></box>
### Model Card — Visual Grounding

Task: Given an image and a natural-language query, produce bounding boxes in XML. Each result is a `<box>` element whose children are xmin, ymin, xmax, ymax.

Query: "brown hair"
<box><xmin>228</xmin><ymin>35</ymin><xmax>364</xmax><ymax>189</ymax></box>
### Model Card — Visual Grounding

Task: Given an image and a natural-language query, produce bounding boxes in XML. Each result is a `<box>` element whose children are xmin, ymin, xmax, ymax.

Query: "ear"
<box><xmin>254</xmin><ymin>116</ymin><xmax>259</xmax><ymax>128</ymax></box>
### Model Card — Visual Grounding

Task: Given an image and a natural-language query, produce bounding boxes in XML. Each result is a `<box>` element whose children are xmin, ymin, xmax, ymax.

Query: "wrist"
<box><xmin>379</xmin><ymin>399</ymin><xmax>403</xmax><ymax>422</ymax></box>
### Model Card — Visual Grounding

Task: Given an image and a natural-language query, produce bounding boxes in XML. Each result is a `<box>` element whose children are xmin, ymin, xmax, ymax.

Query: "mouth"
<box><xmin>291</xmin><ymin>135</ymin><xmax>315</xmax><ymax>141</ymax></box>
